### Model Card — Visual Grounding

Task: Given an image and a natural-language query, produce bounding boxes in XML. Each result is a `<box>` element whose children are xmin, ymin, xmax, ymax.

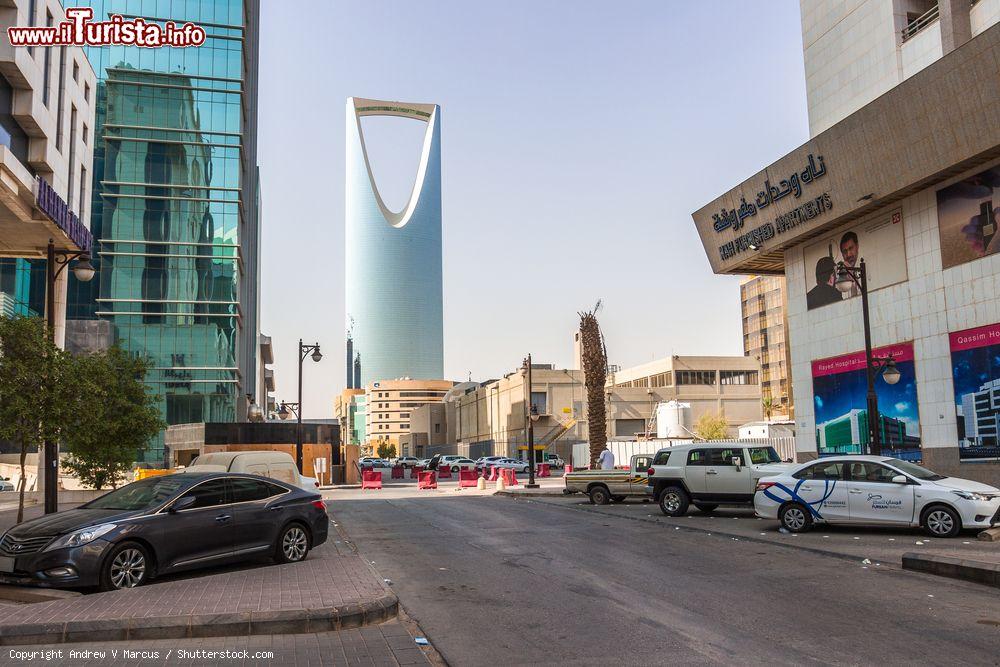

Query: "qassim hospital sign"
<box><xmin>713</xmin><ymin>154</ymin><xmax>833</xmax><ymax>262</ymax></box>
<box><xmin>36</xmin><ymin>177</ymin><xmax>92</xmax><ymax>252</ymax></box>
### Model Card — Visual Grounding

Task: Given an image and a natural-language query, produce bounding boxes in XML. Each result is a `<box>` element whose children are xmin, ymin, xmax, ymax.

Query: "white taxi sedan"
<box><xmin>754</xmin><ymin>455</ymin><xmax>1000</xmax><ymax>538</ymax></box>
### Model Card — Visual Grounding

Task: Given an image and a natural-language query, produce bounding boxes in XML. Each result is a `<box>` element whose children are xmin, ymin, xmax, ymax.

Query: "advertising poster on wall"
<box><xmin>950</xmin><ymin>323</ymin><xmax>1000</xmax><ymax>461</ymax></box>
<box><xmin>812</xmin><ymin>342</ymin><xmax>921</xmax><ymax>461</ymax></box>
<box><xmin>802</xmin><ymin>210</ymin><xmax>906</xmax><ymax>310</ymax></box>
<box><xmin>937</xmin><ymin>164</ymin><xmax>1000</xmax><ymax>270</ymax></box>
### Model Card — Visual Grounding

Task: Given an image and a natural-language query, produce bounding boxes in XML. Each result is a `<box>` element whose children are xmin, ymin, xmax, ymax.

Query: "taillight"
<box><xmin>312</xmin><ymin>500</ymin><xmax>327</xmax><ymax>512</ymax></box>
<box><xmin>647</xmin><ymin>467</ymin><xmax>655</xmax><ymax>475</ymax></box>
<box><xmin>755</xmin><ymin>481</ymin><xmax>777</xmax><ymax>493</ymax></box>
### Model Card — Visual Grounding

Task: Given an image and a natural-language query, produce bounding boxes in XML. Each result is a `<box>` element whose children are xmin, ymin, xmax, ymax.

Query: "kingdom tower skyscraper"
<box><xmin>345</xmin><ymin>97</ymin><xmax>444</xmax><ymax>385</ymax></box>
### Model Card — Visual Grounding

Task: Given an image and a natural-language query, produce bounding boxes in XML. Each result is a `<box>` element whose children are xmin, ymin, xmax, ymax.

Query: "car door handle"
<box><xmin>849</xmin><ymin>489</ymin><xmax>862</xmax><ymax>494</ymax></box>
<box><xmin>706</xmin><ymin>470</ymin><xmax>718</xmax><ymax>475</ymax></box>
<box><xmin>214</xmin><ymin>514</ymin><xmax>232</xmax><ymax>522</ymax></box>
<box><xmin>268</xmin><ymin>505</ymin><xmax>284</xmax><ymax>512</ymax></box>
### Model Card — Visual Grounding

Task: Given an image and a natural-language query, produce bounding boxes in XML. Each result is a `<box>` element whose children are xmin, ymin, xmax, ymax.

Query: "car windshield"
<box><xmin>883</xmin><ymin>459</ymin><xmax>945</xmax><ymax>481</ymax></box>
<box><xmin>747</xmin><ymin>447</ymin><xmax>782</xmax><ymax>464</ymax></box>
<box><xmin>85</xmin><ymin>477</ymin><xmax>186</xmax><ymax>511</ymax></box>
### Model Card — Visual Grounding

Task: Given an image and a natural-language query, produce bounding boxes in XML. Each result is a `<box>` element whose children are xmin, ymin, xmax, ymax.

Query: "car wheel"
<box><xmin>694</xmin><ymin>503</ymin><xmax>718</xmax><ymax>514</ymax></box>
<box><xmin>451</xmin><ymin>466</ymin><xmax>460</xmax><ymax>472</ymax></box>
<box><xmin>100</xmin><ymin>541</ymin><xmax>150</xmax><ymax>591</ymax></box>
<box><xmin>779</xmin><ymin>503</ymin><xmax>812</xmax><ymax>533</ymax></box>
<box><xmin>658</xmin><ymin>486</ymin><xmax>689</xmax><ymax>517</ymax></box>
<box><xmin>275</xmin><ymin>523</ymin><xmax>311</xmax><ymax>563</ymax></box>
<box><xmin>589</xmin><ymin>485</ymin><xmax>612</xmax><ymax>505</ymax></box>
<box><xmin>922</xmin><ymin>505</ymin><xmax>961</xmax><ymax>538</ymax></box>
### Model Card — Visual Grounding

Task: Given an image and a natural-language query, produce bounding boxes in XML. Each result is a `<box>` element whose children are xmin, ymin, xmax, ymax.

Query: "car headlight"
<box><xmin>43</xmin><ymin>523</ymin><xmax>117</xmax><ymax>551</ymax></box>
<box><xmin>951</xmin><ymin>490</ymin><xmax>991</xmax><ymax>502</ymax></box>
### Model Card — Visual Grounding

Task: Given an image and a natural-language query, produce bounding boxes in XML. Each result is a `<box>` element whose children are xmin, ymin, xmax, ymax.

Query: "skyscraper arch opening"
<box><xmin>358</xmin><ymin>115</ymin><xmax>429</xmax><ymax>215</ymax></box>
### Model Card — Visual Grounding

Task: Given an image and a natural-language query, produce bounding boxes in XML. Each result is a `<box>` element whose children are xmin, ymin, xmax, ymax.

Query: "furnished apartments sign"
<box><xmin>36</xmin><ymin>177</ymin><xmax>92</xmax><ymax>252</ymax></box>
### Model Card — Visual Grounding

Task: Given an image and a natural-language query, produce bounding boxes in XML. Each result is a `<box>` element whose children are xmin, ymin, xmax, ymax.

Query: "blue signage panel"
<box><xmin>35</xmin><ymin>176</ymin><xmax>92</xmax><ymax>252</ymax></box>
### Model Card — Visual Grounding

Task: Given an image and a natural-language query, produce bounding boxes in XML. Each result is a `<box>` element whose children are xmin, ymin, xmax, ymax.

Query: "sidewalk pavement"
<box><xmin>0</xmin><ymin>539</ymin><xmax>397</xmax><ymax>646</ymax></box>
<box><xmin>509</xmin><ymin>494</ymin><xmax>1000</xmax><ymax>569</ymax></box>
<box><xmin>2</xmin><ymin>620</ymin><xmax>433</xmax><ymax>666</ymax></box>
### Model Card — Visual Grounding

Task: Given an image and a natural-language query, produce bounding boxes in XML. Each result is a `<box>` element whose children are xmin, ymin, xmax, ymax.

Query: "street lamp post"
<box><xmin>835</xmin><ymin>258</ymin><xmax>901</xmax><ymax>456</ymax></box>
<box><xmin>43</xmin><ymin>239</ymin><xmax>95</xmax><ymax>514</ymax></box>
<box><xmin>523</xmin><ymin>354</ymin><xmax>539</xmax><ymax>489</ymax></box>
<box><xmin>292</xmin><ymin>340</ymin><xmax>322</xmax><ymax>473</ymax></box>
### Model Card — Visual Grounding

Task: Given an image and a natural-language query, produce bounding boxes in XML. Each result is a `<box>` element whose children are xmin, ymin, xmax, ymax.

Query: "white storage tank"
<box><xmin>656</xmin><ymin>401</ymin><xmax>691</xmax><ymax>438</ymax></box>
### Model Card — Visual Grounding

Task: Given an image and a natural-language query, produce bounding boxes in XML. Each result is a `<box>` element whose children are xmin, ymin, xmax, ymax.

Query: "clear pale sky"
<box><xmin>257</xmin><ymin>0</ymin><xmax>809</xmax><ymax>418</ymax></box>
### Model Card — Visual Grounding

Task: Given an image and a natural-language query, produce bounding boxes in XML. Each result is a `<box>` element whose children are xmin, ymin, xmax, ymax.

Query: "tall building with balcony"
<box><xmin>345</xmin><ymin>97</ymin><xmax>443</xmax><ymax>386</ymax></box>
<box><xmin>740</xmin><ymin>275</ymin><xmax>793</xmax><ymax>419</ymax></box>
<box><xmin>65</xmin><ymin>0</ymin><xmax>261</xmax><ymax>463</ymax></box>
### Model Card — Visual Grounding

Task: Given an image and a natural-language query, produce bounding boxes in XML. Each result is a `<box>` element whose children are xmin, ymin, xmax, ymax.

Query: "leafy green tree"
<box><xmin>694</xmin><ymin>411</ymin><xmax>729</xmax><ymax>441</ymax></box>
<box><xmin>762</xmin><ymin>395</ymin><xmax>775</xmax><ymax>421</ymax></box>
<box><xmin>63</xmin><ymin>347</ymin><xmax>165</xmax><ymax>490</ymax></box>
<box><xmin>0</xmin><ymin>317</ymin><xmax>74</xmax><ymax>523</ymax></box>
<box><xmin>377</xmin><ymin>442</ymin><xmax>397</xmax><ymax>460</ymax></box>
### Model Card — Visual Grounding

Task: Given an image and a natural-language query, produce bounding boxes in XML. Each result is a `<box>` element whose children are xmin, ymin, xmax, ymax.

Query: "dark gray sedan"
<box><xmin>0</xmin><ymin>472</ymin><xmax>328</xmax><ymax>591</ymax></box>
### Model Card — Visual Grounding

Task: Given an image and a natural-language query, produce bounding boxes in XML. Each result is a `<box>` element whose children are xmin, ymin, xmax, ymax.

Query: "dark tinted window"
<box><xmin>633</xmin><ymin>456</ymin><xmax>652</xmax><ymax>472</ymax></box>
<box><xmin>185</xmin><ymin>480</ymin><xmax>229</xmax><ymax>509</ymax></box>
<box><xmin>848</xmin><ymin>462</ymin><xmax>898</xmax><ymax>483</ymax></box>
<box><xmin>263</xmin><ymin>481</ymin><xmax>289</xmax><ymax>497</ymax></box>
<box><xmin>653</xmin><ymin>450</ymin><xmax>672</xmax><ymax>465</ymax></box>
<box><xmin>687</xmin><ymin>449</ymin><xmax>708</xmax><ymax>465</ymax></box>
<box><xmin>794</xmin><ymin>462</ymin><xmax>845</xmax><ymax>480</ymax></box>
<box><xmin>230</xmin><ymin>478</ymin><xmax>271</xmax><ymax>503</ymax></box>
<box><xmin>705</xmin><ymin>448</ymin><xmax>742</xmax><ymax>466</ymax></box>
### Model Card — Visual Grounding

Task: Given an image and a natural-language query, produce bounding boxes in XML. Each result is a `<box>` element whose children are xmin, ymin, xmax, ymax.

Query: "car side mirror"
<box><xmin>891</xmin><ymin>475</ymin><xmax>908</xmax><ymax>484</ymax></box>
<box><xmin>169</xmin><ymin>495</ymin><xmax>196</xmax><ymax>513</ymax></box>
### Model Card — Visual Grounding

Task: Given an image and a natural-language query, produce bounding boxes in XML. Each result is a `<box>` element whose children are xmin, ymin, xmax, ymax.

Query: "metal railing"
<box><xmin>901</xmin><ymin>5</ymin><xmax>940</xmax><ymax>42</ymax></box>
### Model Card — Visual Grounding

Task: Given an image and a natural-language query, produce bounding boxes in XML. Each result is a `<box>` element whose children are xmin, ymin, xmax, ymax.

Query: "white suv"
<box><xmin>646</xmin><ymin>443</ymin><xmax>794</xmax><ymax>516</ymax></box>
<box><xmin>754</xmin><ymin>455</ymin><xmax>1000</xmax><ymax>537</ymax></box>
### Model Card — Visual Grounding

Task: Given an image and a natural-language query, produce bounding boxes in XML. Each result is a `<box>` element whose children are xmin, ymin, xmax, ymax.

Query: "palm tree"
<box><xmin>762</xmin><ymin>395</ymin><xmax>775</xmax><ymax>421</ymax></box>
<box><xmin>578</xmin><ymin>301</ymin><xmax>608</xmax><ymax>467</ymax></box>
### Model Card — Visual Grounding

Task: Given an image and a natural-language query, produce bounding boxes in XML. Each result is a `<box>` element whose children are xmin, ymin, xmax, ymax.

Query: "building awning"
<box><xmin>0</xmin><ymin>146</ymin><xmax>92</xmax><ymax>257</ymax></box>
<box><xmin>691</xmin><ymin>22</ymin><xmax>1000</xmax><ymax>275</ymax></box>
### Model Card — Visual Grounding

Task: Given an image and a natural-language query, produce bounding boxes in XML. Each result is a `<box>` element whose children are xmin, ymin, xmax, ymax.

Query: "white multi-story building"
<box><xmin>693</xmin><ymin>3</ymin><xmax>1000</xmax><ymax>485</ymax></box>
<box><xmin>0</xmin><ymin>0</ymin><xmax>96</xmax><ymax>347</ymax></box>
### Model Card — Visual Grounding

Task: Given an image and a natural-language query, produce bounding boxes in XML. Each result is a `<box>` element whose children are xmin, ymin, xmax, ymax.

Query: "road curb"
<box><xmin>901</xmin><ymin>553</ymin><xmax>1000</xmax><ymax>588</ymax></box>
<box><xmin>495</xmin><ymin>490</ymin><xmax>566</xmax><ymax>498</ymax></box>
<box><xmin>0</xmin><ymin>585</ymin><xmax>82</xmax><ymax>604</ymax></box>
<box><xmin>0</xmin><ymin>593</ymin><xmax>399</xmax><ymax>646</ymax></box>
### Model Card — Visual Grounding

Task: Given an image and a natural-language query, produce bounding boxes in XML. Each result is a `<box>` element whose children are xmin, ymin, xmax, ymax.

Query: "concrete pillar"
<box><xmin>51</xmin><ymin>268</ymin><xmax>68</xmax><ymax>350</ymax></box>
<box><xmin>938</xmin><ymin>0</ymin><xmax>972</xmax><ymax>54</ymax></box>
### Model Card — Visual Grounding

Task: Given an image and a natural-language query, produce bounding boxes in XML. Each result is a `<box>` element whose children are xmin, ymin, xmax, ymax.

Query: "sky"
<box><xmin>257</xmin><ymin>0</ymin><xmax>810</xmax><ymax>418</ymax></box>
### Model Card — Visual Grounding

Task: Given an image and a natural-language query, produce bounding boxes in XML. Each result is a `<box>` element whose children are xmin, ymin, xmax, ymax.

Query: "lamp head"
<box><xmin>882</xmin><ymin>358</ymin><xmax>901</xmax><ymax>385</ymax></box>
<box><xmin>247</xmin><ymin>403</ymin><xmax>264</xmax><ymax>422</ymax></box>
<box><xmin>278</xmin><ymin>403</ymin><xmax>292</xmax><ymax>420</ymax></box>
<box><xmin>530</xmin><ymin>404</ymin><xmax>540</xmax><ymax>422</ymax></box>
<box><xmin>834</xmin><ymin>264</ymin><xmax>855</xmax><ymax>293</ymax></box>
<box><xmin>73</xmin><ymin>254</ymin><xmax>96</xmax><ymax>282</ymax></box>
<box><xmin>311</xmin><ymin>346</ymin><xmax>323</xmax><ymax>363</ymax></box>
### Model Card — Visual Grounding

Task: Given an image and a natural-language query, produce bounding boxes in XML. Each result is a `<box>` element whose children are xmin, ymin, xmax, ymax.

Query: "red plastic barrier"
<box><xmin>411</xmin><ymin>466</ymin><xmax>423</xmax><ymax>479</ymax></box>
<box><xmin>537</xmin><ymin>463</ymin><xmax>551</xmax><ymax>478</ymax></box>
<box><xmin>458</xmin><ymin>470</ymin><xmax>478</xmax><ymax>487</ymax></box>
<box><xmin>502</xmin><ymin>468</ymin><xmax>519</xmax><ymax>486</ymax></box>
<box><xmin>488</xmin><ymin>466</ymin><xmax>499</xmax><ymax>481</ymax></box>
<box><xmin>565</xmin><ymin>465</ymin><xmax>573</xmax><ymax>473</ymax></box>
<box><xmin>391</xmin><ymin>466</ymin><xmax>404</xmax><ymax>479</ymax></box>
<box><xmin>438</xmin><ymin>466</ymin><xmax>452</xmax><ymax>479</ymax></box>
<box><xmin>418</xmin><ymin>471</ymin><xmax>437</xmax><ymax>489</ymax></box>
<box><xmin>362</xmin><ymin>470</ymin><xmax>382</xmax><ymax>490</ymax></box>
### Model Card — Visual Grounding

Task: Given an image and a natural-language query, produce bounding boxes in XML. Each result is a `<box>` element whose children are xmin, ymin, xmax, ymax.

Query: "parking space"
<box><xmin>522</xmin><ymin>494</ymin><xmax>1000</xmax><ymax>567</ymax></box>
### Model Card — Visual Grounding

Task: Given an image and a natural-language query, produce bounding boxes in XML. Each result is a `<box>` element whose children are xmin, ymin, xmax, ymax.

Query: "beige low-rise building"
<box><xmin>608</xmin><ymin>355</ymin><xmax>763</xmax><ymax>439</ymax></box>
<box><xmin>364</xmin><ymin>378</ymin><xmax>455</xmax><ymax>456</ymax></box>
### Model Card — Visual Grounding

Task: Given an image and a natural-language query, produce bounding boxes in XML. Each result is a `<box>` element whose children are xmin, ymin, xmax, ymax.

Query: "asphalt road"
<box><xmin>331</xmin><ymin>494</ymin><xmax>1000</xmax><ymax>667</ymax></box>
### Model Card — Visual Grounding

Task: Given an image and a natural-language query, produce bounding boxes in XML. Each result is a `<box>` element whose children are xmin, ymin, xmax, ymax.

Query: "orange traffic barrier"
<box><xmin>362</xmin><ymin>470</ymin><xmax>382</xmax><ymax>490</ymax></box>
<box><xmin>538</xmin><ymin>463</ymin><xmax>551</xmax><ymax>477</ymax></box>
<box><xmin>488</xmin><ymin>466</ymin><xmax>500</xmax><ymax>481</ymax></box>
<box><xmin>418</xmin><ymin>471</ymin><xmax>437</xmax><ymax>489</ymax></box>
<box><xmin>458</xmin><ymin>470</ymin><xmax>478</xmax><ymax>487</ymax></box>
<box><xmin>391</xmin><ymin>466</ymin><xmax>404</xmax><ymax>479</ymax></box>
<box><xmin>438</xmin><ymin>466</ymin><xmax>452</xmax><ymax>479</ymax></box>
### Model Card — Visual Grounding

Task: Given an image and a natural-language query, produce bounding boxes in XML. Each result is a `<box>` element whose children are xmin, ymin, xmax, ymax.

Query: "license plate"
<box><xmin>0</xmin><ymin>556</ymin><xmax>13</xmax><ymax>573</ymax></box>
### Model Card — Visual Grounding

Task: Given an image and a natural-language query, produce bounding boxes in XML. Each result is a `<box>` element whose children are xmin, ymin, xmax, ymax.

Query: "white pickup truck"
<box><xmin>563</xmin><ymin>454</ymin><xmax>653</xmax><ymax>505</ymax></box>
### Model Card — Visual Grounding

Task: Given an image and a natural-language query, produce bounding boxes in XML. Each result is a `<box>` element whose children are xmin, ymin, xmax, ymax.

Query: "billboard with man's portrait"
<box><xmin>802</xmin><ymin>210</ymin><xmax>907</xmax><ymax>310</ymax></box>
<box><xmin>937</xmin><ymin>164</ymin><xmax>1000</xmax><ymax>269</ymax></box>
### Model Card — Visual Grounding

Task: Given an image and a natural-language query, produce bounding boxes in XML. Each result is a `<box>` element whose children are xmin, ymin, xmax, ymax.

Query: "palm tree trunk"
<box><xmin>579</xmin><ymin>303</ymin><xmax>608</xmax><ymax>467</ymax></box>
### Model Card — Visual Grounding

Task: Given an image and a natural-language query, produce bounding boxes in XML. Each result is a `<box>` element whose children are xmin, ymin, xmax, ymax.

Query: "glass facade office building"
<box><xmin>345</xmin><ymin>97</ymin><xmax>444</xmax><ymax>386</ymax></box>
<box><xmin>66</xmin><ymin>0</ymin><xmax>261</xmax><ymax>463</ymax></box>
